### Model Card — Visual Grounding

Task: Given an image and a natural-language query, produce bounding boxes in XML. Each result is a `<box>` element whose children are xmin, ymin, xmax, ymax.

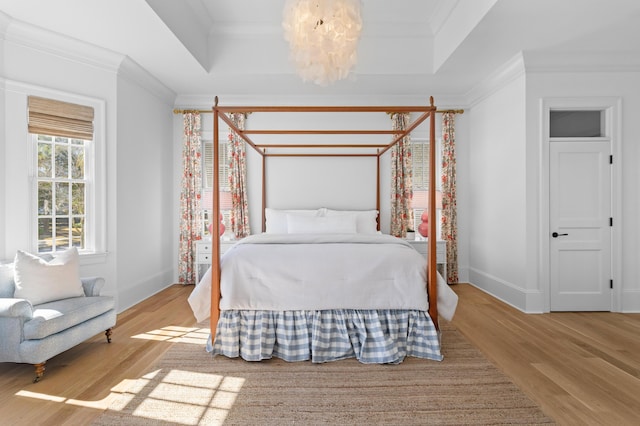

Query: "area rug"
<box><xmin>93</xmin><ymin>322</ymin><xmax>554</xmax><ymax>425</ymax></box>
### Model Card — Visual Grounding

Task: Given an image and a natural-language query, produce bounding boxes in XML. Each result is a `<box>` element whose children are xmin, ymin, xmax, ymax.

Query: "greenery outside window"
<box><xmin>35</xmin><ymin>134</ymin><xmax>88</xmax><ymax>252</ymax></box>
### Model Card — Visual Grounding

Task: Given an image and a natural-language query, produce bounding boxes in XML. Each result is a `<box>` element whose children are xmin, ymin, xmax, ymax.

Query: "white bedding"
<box><xmin>188</xmin><ymin>233</ymin><xmax>458</xmax><ymax>323</ymax></box>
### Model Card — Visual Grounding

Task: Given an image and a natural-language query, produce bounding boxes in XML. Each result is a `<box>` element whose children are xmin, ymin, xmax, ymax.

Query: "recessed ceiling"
<box><xmin>1</xmin><ymin>0</ymin><xmax>639</xmax><ymax>103</ymax></box>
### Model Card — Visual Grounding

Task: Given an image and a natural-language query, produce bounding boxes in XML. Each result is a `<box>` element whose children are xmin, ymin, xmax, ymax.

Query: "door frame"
<box><xmin>539</xmin><ymin>97</ymin><xmax>622</xmax><ymax>312</ymax></box>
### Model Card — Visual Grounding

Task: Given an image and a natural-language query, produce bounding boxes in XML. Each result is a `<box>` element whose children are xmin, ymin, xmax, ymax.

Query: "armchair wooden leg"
<box><xmin>33</xmin><ymin>362</ymin><xmax>46</xmax><ymax>383</ymax></box>
<box><xmin>105</xmin><ymin>328</ymin><xmax>112</xmax><ymax>343</ymax></box>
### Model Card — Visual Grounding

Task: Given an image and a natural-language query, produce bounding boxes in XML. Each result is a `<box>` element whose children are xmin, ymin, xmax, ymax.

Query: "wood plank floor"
<box><xmin>0</xmin><ymin>284</ymin><xmax>198</xmax><ymax>425</ymax></box>
<box><xmin>452</xmin><ymin>284</ymin><xmax>640</xmax><ymax>426</ymax></box>
<box><xmin>1</xmin><ymin>283</ymin><xmax>638</xmax><ymax>425</ymax></box>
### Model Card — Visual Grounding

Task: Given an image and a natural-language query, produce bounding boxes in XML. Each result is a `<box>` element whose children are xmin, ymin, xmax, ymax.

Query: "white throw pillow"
<box><xmin>287</xmin><ymin>213</ymin><xmax>357</xmax><ymax>234</ymax></box>
<box><xmin>265</xmin><ymin>208</ymin><xmax>322</xmax><ymax>234</ymax></box>
<box><xmin>325</xmin><ymin>209</ymin><xmax>379</xmax><ymax>234</ymax></box>
<box><xmin>13</xmin><ymin>248</ymin><xmax>85</xmax><ymax>305</ymax></box>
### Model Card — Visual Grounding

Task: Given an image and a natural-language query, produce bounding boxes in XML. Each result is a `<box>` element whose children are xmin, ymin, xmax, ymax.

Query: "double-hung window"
<box><xmin>411</xmin><ymin>138</ymin><xmax>441</xmax><ymax>237</ymax></box>
<box><xmin>411</xmin><ymin>138</ymin><xmax>430</xmax><ymax>231</ymax></box>
<box><xmin>28</xmin><ymin>96</ymin><xmax>97</xmax><ymax>254</ymax></box>
<box><xmin>35</xmin><ymin>134</ymin><xmax>88</xmax><ymax>252</ymax></box>
<box><xmin>202</xmin><ymin>139</ymin><xmax>230</xmax><ymax>236</ymax></box>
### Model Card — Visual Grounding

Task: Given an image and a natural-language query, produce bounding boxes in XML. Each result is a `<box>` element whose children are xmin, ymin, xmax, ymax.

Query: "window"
<box><xmin>202</xmin><ymin>140</ymin><xmax>231</xmax><ymax>236</ymax></box>
<box><xmin>28</xmin><ymin>95</ymin><xmax>98</xmax><ymax>254</ymax></box>
<box><xmin>35</xmin><ymin>134</ymin><xmax>88</xmax><ymax>252</ymax></box>
<box><xmin>411</xmin><ymin>139</ymin><xmax>430</xmax><ymax>232</ymax></box>
<box><xmin>550</xmin><ymin>110</ymin><xmax>604</xmax><ymax>137</ymax></box>
<box><xmin>411</xmin><ymin>138</ymin><xmax>442</xmax><ymax>237</ymax></box>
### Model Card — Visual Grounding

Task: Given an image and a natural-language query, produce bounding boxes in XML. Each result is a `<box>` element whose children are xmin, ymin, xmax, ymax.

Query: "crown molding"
<box><xmin>117</xmin><ymin>57</ymin><xmax>176</xmax><ymax>105</ymax></box>
<box><xmin>523</xmin><ymin>50</ymin><xmax>640</xmax><ymax>74</ymax></box>
<box><xmin>2</xmin><ymin>13</ymin><xmax>123</xmax><ymax>73</ymax></box>
<box><xmin>0</xmin><ymin>11</ymin><xmax>10</xmax><ymax>37</ymax></box>
<box><xmin>466</xmin><ymin>52</ymin><xmax>526</xmax><ymax>108</ymax></box>
<box><xmin>429</xmin><ymin>0</ymin><xmax>459</xmax><ymax>35</ymax></box>
<box><xmin>465</xmin><ymin>49</ymin><xmax>640</xmax><ymax>108</ymax></box>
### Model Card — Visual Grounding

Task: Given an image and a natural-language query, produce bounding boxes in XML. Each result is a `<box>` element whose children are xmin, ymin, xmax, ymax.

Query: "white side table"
<box><xmin>406</xmin><ymin>239</ymin><xmax>447</xmax><ymax>284</ymax></box>
<box><xmin>194</xmin><ymin>240</ymin><xmax>235</xmax><ymax>284</ymax></box>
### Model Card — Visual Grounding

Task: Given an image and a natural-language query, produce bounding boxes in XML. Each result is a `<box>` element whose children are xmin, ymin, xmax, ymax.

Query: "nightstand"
<box><xmin>406</xmin><ymin>239</ymin><xmax>447</xmax><ymax>283</ymax></box>
<box><xmin>194</xmin><ymin>240</ymin><xmax>235</xmax><ymax>284</ymax></box>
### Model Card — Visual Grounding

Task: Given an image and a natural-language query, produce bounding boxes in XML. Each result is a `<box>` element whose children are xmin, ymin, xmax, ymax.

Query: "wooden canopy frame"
<box><xmin>208</xmin><ymin>96</ymin><xmax>439</xmax><ymax>337</ymax></box>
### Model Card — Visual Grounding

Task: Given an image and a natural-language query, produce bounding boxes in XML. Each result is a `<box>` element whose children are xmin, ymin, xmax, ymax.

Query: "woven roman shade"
<box><xmin>28</xmin><ymin>96</ymin><xmax>94</xmax><ymax>140</ymax></box>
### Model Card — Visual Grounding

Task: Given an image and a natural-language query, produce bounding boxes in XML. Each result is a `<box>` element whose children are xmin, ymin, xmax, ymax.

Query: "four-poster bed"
<box><xmin>189</xmin><ymin>96</ymin><xmax>457</xmax><ymax>364</ymax></box>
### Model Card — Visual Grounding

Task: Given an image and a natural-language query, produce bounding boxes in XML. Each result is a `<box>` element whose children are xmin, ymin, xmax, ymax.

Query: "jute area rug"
<box><xmin>94</xmin><ymin>322</ymin><xmax>554</xmax><ymax>425</ymax></box>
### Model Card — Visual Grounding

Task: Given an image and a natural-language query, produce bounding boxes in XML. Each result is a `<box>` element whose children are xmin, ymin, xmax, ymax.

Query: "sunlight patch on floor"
<box><xmin>15</xmin><ymin>389</ymin><xmax>114</xmax><ymax>409</ymax></box>
<box><xmin>15</xmin><ymin>390</ymin><xmax>66</xmax><ymax>402</ymax></box>
<box><xmin>111</xmin><ymin>368</ymin><xmax>245</xmax><ymax>425</ymax></box>
<box><xmin>131</xmin><ymin>325</ymin><xmax>210</xmax><ymax>344</ymax></box>
<box><xmin>15</xmin><ymin>367</ymin><xmax>245</xmax><ymax>425</ymax></box>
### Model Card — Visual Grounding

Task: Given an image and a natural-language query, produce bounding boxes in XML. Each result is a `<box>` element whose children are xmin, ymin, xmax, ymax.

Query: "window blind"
<box><xmin>28</xmin><ymin>96</ymin><xmax>94</xmax><ymax>140</ymax></box>
<box><xmin>202</xmin><ymin>140</ymin><xmax>232</xmax><ymax>210</ymax></box>
<box><xmin>412</xmin><ymin>140</ymin><xmax>430</xmax><ymax>189</ymax></box>
<box><xmin>203</xmin><ymin>140</ymin><xmax>229</xmax><ymax>189</ymax></box>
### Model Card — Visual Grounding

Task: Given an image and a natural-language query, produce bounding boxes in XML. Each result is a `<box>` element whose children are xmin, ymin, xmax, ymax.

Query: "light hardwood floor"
<box><xmin>0</xmin><ymin>283</ymin><xmax>638</xmax><ymax>425</ymax></box>
<box><xmin>0</xmin><ymin>284</ymin><xmax>198</xmax><ymax>425</ymax></box>
<box><xmin>452</xmin><ymin>284</ymin><xmax>640</xmax><ymax>426</ymax></box>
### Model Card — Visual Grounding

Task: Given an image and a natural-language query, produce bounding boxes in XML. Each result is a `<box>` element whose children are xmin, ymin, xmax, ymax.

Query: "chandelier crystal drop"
<box><xmin>282</xmin><ymin>0</ymin><xmax>362</xmax><ymax>86</ymax></box>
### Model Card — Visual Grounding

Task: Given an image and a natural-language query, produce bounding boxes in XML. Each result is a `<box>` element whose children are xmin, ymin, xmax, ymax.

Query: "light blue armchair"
<box><xmin>0</xmin><ymin>261</ymin><xmax>116</xmax><ymax>382</ymax></box>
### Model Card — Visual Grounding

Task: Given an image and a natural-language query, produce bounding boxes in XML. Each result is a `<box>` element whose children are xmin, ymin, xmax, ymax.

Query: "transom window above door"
<box><xmin>550</xmin><ymin>110</ymin><xmax>604</xmax><ymax>138</ymax></box>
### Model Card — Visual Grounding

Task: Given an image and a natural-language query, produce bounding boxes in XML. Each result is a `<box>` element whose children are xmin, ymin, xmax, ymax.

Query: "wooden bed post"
<box><xmin>210</xmin><ymin>97</ymin><xmax>221</xmax><ymax>338</ymax></box>
<box><xmin>376</xmin><ymin>150</ymin><xmax>381</xmax><ymax>231</ymax></box>
<box><xmin>262</xmin><ymin>151</ymin><xmax>267</xmax><ymax>233</ymax></box>
<box><xmin>427</xmin><ymin>96</ymin><xmax>439</xmax><ymax>330</ymax></box>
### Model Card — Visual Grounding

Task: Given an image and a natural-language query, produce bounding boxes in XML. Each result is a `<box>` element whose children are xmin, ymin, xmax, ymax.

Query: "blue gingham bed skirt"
<box><xmin>208</xmin><ymin>309</ymin><xmax>443</xmax><ymax>364</ymax></box>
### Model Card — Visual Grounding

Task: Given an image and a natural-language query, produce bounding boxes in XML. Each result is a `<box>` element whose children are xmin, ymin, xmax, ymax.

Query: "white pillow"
<box><xmin>265</xmin><ymin>208</ymin><xmax>322</xmax><ymax>234</ymax></box>
<box><xmin>287</xmin><ymin>213</ymin><xmax>357</xmax><ymax>234</ymax></box>
<box><xmin>325</xmin><ymin>209</ymin><xmax>379</xmax><ymax>234</ymax></box>
<box><xmin>13</xmin><ymin>248</ymin><xmax>85</xmax><ymax>305</ymax></box>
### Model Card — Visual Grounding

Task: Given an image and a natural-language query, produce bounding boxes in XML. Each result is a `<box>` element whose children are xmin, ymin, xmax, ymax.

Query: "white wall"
<box><xmin>0</xmin><ymin>17</ymin><xmax>176</xmax><ymax>312</ymax></box>
<box><xmin>0</xmin><ymin>87</ymin><xmax>6</xmax><ymax>262</ymax></box>
<box><xmin>467</xmin><ymin>74</ymin><xmax>530</xmax><ymax>309</ymax></box>
<box><xmin>114</xmin><ymin>69</ymin><xmax>175</xmax><ymax>310</ymax></box>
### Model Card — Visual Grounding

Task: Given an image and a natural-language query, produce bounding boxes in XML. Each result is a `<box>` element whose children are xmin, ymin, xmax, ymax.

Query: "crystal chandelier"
<box><xmin>282</xmin><ymin>0</ymin><xmax>362</xmax><ymax>86</ymax></box>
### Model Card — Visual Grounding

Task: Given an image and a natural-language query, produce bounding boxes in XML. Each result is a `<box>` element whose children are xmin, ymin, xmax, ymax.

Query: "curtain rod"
<box><xmin>173</xmin><ymin>108</ymin><xmax>464</xmax><ymax>115</ymax></box>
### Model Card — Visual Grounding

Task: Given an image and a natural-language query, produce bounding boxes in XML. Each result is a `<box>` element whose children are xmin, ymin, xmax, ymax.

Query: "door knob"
<box><xmin>552</xmin><ymin>232</ymin><xmax>568</xmax><ymax>238</ymax></box>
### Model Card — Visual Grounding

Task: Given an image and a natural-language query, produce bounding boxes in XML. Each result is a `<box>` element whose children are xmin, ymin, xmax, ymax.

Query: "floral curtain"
<box><xmin>228</xmin><ymin>113</ymin><xmax>250</xmax><ymax>238</ymax></box>
<box><xmin>441</xmin><ymin>112</ymin><xmax>459</xmax><ymax>283</ymax></box>
<box><xmin>390</xmin><ymin>113</ymin><xmax>413</xmax><ymax>237</ymax></box>
<box><xmin>178</xmin><ymin>113</ymin><xmax>203</xmax><ymax>284</ymax></box>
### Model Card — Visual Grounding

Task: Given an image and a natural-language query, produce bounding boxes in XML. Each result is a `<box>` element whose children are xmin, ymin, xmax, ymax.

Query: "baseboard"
<box><xmin>467</xmin><ymin>267</ymin><xmax>546</xmax><ymax>313</ymax></box>
<box><xmin>116</xmin><ymin>268</ymin><xmax>175</xmax><ymax>313</ymax></box>
<box><xmin>621</xmin><ymin>288</ymin><xmax>640</xmax><ymax>312</ymax></box>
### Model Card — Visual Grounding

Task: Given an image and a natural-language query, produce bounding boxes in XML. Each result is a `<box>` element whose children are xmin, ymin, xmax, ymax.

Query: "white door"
<box><xmin>549</xmin><ymin>140</ymin><xmax>611</xmax><ymax>311</ymax></box>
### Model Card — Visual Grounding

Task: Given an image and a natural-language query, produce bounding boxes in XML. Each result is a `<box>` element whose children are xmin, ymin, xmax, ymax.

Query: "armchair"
<box><xmin>0</xmin><ymin>253</ymin><xmax>116</xmax><ymax>382</ymax></box>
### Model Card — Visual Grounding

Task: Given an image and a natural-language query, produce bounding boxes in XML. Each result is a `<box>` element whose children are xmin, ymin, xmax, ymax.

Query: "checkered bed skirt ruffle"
<box><xmin>208</xmin><ymin>309</ymin><xmax>443</xmax><ymax>364</ymax></box>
